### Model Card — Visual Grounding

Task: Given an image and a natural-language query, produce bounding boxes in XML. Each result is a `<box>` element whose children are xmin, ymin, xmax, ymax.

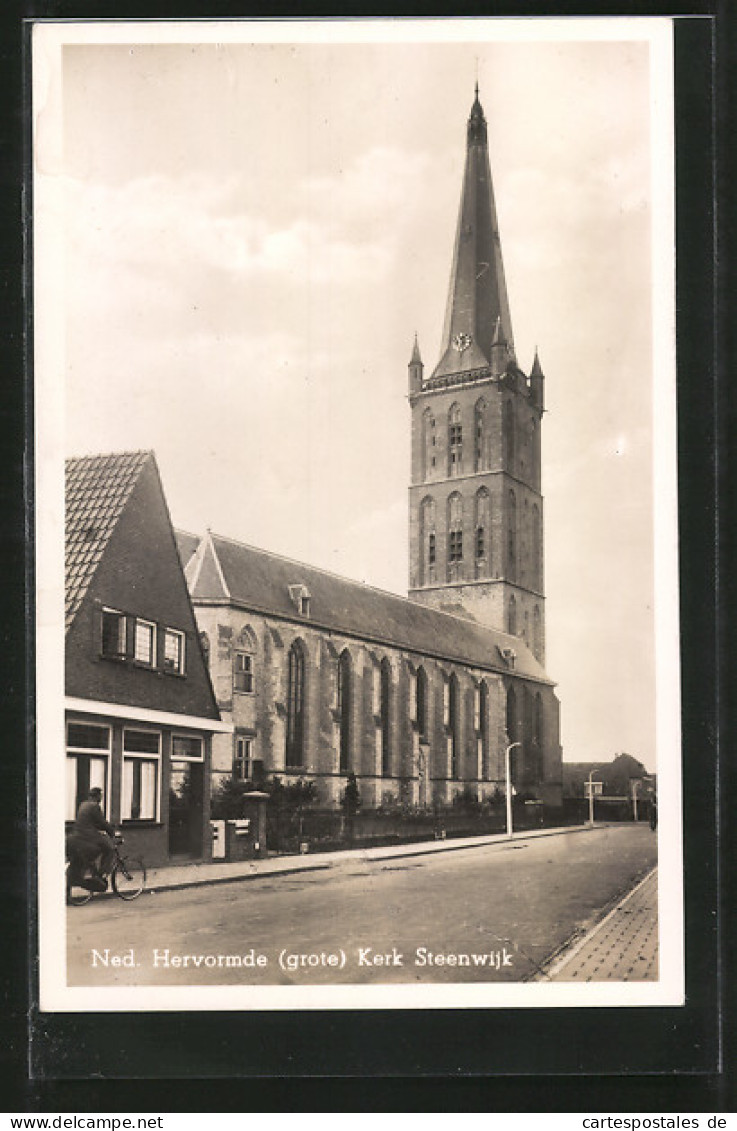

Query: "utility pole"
<box><xmin>505</xmin><ymin>742</ymin><xmax>522</xmax><ymax>837</ymax></box>
<box><xmin>586</xmin><ymin>769</ymin><xmax>600</xmax><ymax>827</ymax></box>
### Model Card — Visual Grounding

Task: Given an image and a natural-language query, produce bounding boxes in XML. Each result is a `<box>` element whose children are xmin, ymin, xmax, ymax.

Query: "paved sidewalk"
<box><xmin>540</xmin><ymin>867</ymin><xmax>658</xmax><ymax>982</ymax></box>
<box><xmin>142</xmin><ymin>822</ymin><xmax>597</xmax><ymax>895</ymax></box>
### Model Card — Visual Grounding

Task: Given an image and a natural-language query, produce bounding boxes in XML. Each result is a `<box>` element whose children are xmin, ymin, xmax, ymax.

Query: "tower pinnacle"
<box><xmin>431</xmin><ymin>88</ymin><xmax>514</xmax><ymax>380</ymax></box>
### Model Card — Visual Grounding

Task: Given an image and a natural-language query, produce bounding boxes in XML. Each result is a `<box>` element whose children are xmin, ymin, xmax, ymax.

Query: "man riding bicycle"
<box><xmin>67</xmin><ymin>786</ymin><xmax>116</xmax><ymax>882</ymax></box>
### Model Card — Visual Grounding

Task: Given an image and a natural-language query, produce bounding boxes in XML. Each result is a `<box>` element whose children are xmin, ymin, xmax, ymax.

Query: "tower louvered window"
<box><xmin>448</xmin><ymin>404</ymin><xmax>463</xmax><ymax>476</ymax></box>
<box><xmin>474</xmin><ymin>399</ymin><xmax>488</xmax><ymax>470</ymax></box>
<box><xmin>448</xmin><ymin>493</ymin><xmax>463</xmax><ymax>573</ymax></box>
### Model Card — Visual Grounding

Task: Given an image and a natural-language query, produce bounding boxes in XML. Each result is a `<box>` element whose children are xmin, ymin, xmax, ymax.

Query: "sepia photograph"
<box><xmin>33</xmin><ymin>17</ymin><xmax>681</xmax><ymax>1012</ymax></box>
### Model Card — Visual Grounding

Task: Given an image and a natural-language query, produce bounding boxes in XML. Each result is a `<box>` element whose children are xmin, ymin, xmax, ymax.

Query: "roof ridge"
<box><xmin>208</xmin><ymin>530</ymin><xmax>526</xmax><ymax>646</ymax></box>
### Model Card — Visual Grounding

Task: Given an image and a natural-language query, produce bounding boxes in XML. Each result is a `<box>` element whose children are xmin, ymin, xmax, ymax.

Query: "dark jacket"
<box><xmin>75</xmin><ymin>800</ymin><xmax>114</xmax><ymax>842</ymax></box>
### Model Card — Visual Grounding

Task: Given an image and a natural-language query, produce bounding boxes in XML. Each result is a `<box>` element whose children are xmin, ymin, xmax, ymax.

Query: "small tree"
<box><xmin>342</xmin><ymin>773</ymin><xmax>360</xmax><ymax>843</ymax></box>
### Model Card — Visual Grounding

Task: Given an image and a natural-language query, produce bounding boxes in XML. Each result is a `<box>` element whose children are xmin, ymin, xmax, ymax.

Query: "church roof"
<box><xmin>183</xmin><ymin>531</ymin><xmax>552</xmax><ymax>685</ymax></box>
<box><xmin>432</xmin><ymin>89</ymin><xmax>515</xmax><ymax>381</ymax></box>
<box><xmin>65</xmin><ymin>450</ymin><xmax>152</xmax><ymax>632</ymax></box>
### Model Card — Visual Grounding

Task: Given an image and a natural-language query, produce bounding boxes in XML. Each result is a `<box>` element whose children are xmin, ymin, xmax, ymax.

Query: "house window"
<box><xmin>134</xmin><ymin>619</ymin><xmax>156</xmax><ymax>666</ymax></box>
<box><xmin>122</xmin><ymin>729</ymin><xmax>160</xmax><ymax>822</ymax></box>
<box><xmin>234</xmin><ymin>651</ymin><xmax>254</xmax><ymax>694</ymax></box>
<box><xmin>101</xmin><ymin>608</ymin><xmax>127</xmax><ymax>659</ymax></box>
<box><xmin>429</xmin><ymin>532</ymin><xmax>436</xmax><ymax>566</ymax></box>
<box><xmin>172</xmin><ymin>735</ymin><xmax>203</xmax><ymax>761</ymax></box>
<box><xmin>234</xmin><ymin>736</ymin><xmax>254</xmax><ymax>781</ymax></box>
<box><xmin>449</xmin><ymin>530</ymin><xmax>463</xmax><ymax>562</ymax></box>
<box><xmin>163</xmin><ymin>628</ymin><xmax>185</xmax><ymax>674</ymax></box>
<box><xmin>66</xmin><ymin>722</ymin><xmax>110</xmax><ymax>821</ymax></box>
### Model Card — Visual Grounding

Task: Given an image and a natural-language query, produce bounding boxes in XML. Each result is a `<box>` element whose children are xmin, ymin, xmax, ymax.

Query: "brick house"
<box><xmin>65</xmin><ymin>451</ymin><xmax>231</xmax><ymax>866</ymax></box>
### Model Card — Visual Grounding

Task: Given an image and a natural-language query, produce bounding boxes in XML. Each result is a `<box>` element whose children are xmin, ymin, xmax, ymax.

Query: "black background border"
<box><xmin>2</xmin><ymin>1</ymin><xmax>732</xmax><ymax>1113</ymax></box>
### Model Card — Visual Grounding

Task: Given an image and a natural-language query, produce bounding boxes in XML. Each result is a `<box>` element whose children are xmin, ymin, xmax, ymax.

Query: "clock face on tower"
<box><xmin>453</xmin><ymin>332</ymin><xmax>472</xmax><ymax>353</ymax></box>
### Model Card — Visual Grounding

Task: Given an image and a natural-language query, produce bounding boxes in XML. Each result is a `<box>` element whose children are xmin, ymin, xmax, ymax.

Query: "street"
<box><xmin>67</xmin><ymin>824</ymin><xmax>657</xmax><ymax>986</ymax></box>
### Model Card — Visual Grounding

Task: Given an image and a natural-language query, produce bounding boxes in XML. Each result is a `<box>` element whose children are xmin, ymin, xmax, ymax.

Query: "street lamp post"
<box><xmin>586</xmin><ymin>770</ymin><xmax>600</xmax><ymax>826</ymax></box>
<box><xmin>505</xmin><ymin>742</ymin><xmax>522</xmax><ymax>838</ymax></box>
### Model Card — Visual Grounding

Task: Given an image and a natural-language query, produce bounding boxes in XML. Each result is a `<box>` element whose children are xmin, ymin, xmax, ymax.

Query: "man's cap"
<box><xmin>88</xmin><ymin>787</ymin><xmax>103</xmax><ymax>798</ymax></box>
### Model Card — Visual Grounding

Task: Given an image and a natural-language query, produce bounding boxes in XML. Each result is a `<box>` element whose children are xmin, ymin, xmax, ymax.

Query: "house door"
<box><xmin>168</xmin><ymin>760</ymin><xmax>204</xmax><ymax>858</ymax></box>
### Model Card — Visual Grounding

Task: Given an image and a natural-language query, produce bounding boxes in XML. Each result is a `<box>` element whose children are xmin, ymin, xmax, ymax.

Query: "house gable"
<box><xmin>65</xmin><ymin>453</ymin><xmax>220</xmax><ymax>720</ymax></box>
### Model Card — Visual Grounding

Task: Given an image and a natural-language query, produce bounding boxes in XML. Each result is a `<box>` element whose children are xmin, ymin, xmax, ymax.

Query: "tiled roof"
<box><xmin>190</xmin><ymin>532</ymin><xmax>552</xmax><ymax>684</ymax></box>
<box><xmin>175</xmin><ymin>529</ymin><xmax>201</xmax><ymax>570</ymax></box>
<box><xmin>65</xmin><ymin>451</ymin><xmax>152</xmax><ymax>631</ymax></box>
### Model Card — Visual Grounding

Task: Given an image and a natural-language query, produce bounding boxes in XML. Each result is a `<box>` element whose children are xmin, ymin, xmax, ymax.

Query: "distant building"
<box><xmin>65</xmin><ymin>451</ymin><xmax>230</xmax><ymax>866</ymax></box>
<box><xmin>177</xmin><ymin>89</ymin><xmax>563</xmax><ymax>810</ymax></box>
<box><xmin>562</xmin><ymin>753</ymin><xmax>655</xmax><ymax>801</ymax></box>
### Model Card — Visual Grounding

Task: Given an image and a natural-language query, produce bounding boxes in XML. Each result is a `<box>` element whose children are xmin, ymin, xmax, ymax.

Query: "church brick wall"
<box><xmin>191</xmin><ymin>601</ymin><xmax>562</xmax><ymax>810</ymax></box>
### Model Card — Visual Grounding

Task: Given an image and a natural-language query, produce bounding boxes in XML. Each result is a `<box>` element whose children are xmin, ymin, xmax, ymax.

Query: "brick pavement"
<box><xmin>542</xmin><ymin>867</ymin><xmax>658</xmax><ymax>982</ymax></box>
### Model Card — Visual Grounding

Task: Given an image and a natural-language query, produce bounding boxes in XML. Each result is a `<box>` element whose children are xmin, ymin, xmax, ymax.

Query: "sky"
<box><xmin>37</xmin><ymin>20</ymin><xmax>676</xmax><ymax>769</ymax></box>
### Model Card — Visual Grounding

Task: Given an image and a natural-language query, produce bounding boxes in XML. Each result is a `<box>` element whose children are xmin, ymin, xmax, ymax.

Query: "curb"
<box><xmin>140</xmin><ymin>822</ymin><xmax>601</xmax><ymax>896</ymax></box>
<box><xmin>531</xmin><ymin>865</ymin><xmax>658</xmax><ymax>981</ymax></box>
<box><xmin>68</xmin><ymin>822</ymin><xmax>621</xmax><ymax>903</ymax></box>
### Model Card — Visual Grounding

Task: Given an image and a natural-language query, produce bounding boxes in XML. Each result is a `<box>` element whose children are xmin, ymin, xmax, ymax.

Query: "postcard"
<box><xmin>34</xmin><ymin>16</ymin><xmax>682</xmax><ymax>1013</ymax></box>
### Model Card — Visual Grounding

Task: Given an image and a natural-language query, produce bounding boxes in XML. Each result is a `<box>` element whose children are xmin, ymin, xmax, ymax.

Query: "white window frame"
<box><xmin>171</xmin><ymin>734</ymin><xmax>204</xmax><ymax>762</ymax></box>
<box><xmin>442</xmin><ymin>675</ymin><xmax>450</xmax><ymax>728</ymax></box>
<box><xmin>233</xmin><ymin>650</ymin><xmax>254</xmax><ymax>694</ymax></box>
<box><xmin>163</xmin><ymin>628</ymin><xmax>186</xmax><ymax>675</ymax></box>
<box><xmin>66</xmin><ymin>720</ymin><xmax>111</xmax><ymax>821</ymax></box>
<box><xmin>101</xmin><ymin>606</ymin><xmax>127</xmax><ymax>660</ymax></box>
<box><xmin>233</xmin><ymin>735</ymin><xmax>254</xmax><ymax>781</ymax></box>
<box><xmin>122</xmin><ymin>727</ymin><xmax>162</xmax><ymax>822</ymax></box>
<box><xmin>134</xmin><ymin>618</ymin><xmax>157</xmax><ymax>667</ymax></box>
<box><xmin>474</xmin><ymin>684</ymin><xmax>482</xmax><ymax>732</ymax></box>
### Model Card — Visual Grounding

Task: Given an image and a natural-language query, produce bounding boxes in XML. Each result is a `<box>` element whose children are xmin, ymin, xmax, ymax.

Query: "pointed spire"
<box><xmin>431</xmin><ymin>87</ymin><xmax>515</xmax><ymax>380</ymax></box>
<box><xmin>530</xmin><ymin>347</ymin><xmax>544</xmax><ymax>377</ymax></box>
<box><xmin>409</xmin><ymin>332</ymin><xmax>423</xmax><ymax>366</ymax></box>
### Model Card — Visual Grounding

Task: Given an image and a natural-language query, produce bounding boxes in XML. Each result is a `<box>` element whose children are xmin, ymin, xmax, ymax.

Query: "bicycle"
<box><xmin>66</xmin><ymin>832</ymin><xmax>146</xmax><ymax>905</ymax></box>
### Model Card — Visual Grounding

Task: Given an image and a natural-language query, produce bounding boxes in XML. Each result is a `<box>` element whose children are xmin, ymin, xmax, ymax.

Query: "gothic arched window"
<box><xmin>508</xmin><ymin>490</ymin><xmax>517</xmax><ymax>581</ymax></box>
<box><xmin>380</xmin><ymin>658</ymin><xmax>391</xmax><ymax>777</ymax></box>
<box><xmin>420</xmin><ymin>496</ymin><xmax>436</xmax><ymax>585</ymax></box>
<box><xmin>474</xmin><ymin>399</ymin><xmax>488</xmax><ymax>471</ymax></box>
<box><xmin>449</xmin><ymin>673</ymin><xmax>460</xmax><ymax>779</ymax></box>
<box><xmin>286</xmin><ymin>640</ymin><xmax>306</xmax><ymax>769</ymax></box>
<box><xmin>337</xmin><ymin>649</ymin><xmax>352</xmax><ymax>774</ymax></box>
<box><xmin>478</xmin><ymin>679</ymin><xmax>489</xmax><ymax>780</ymax></box>
<box><xmin>533</xmin><ymin>605</ymin><xmax>542</xmax><ymax>660</ymax></box>
<box><xmin>416</xmin><ymin>665</ymin><xmax>428</xmax><ymax>742</ymax></box>
<box><xmin>475</xmin><ymin>488</ymin><xmax>490</xmax><ymax>577</ymax></box>
<box><xmin>422</xmin><ymin>408</ymin><xmax>436</xmax><ymax>478</ymax></box>
<box><xmin>448</xmin><ymin>403</ymin><xmax>463</xmax><ymax>476</ymax></box>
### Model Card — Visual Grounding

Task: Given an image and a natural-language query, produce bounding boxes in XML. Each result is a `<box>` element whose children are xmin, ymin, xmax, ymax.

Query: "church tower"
<box><xmin>408</xmin><ymin>87</ymin><xmax>547</xmax><ymax>664</ymax></box>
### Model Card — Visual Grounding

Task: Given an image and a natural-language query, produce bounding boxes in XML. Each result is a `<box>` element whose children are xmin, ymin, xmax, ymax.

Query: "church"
<box><xmin>179</xmin><ymin>88</ymin><xmax>563</xmax><ymax>810</ymax></box>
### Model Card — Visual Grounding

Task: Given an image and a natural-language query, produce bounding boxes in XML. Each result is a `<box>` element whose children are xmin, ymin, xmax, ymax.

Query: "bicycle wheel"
<box><xmin>112</xmin><ymin>855</ymin><xmax>146</xmax><ymax>900</ymax></box>
<box><xmin>66</xmin><ymin>864</ymin><xmax>93</xmax><ymax>906</ymax></box>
